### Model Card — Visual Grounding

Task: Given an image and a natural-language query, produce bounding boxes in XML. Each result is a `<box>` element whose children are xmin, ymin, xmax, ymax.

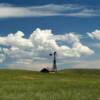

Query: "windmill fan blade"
<box><xmin>49</xmin><ymin>53</ymin><xmax>52</xmax><ymax>56</ymax></box>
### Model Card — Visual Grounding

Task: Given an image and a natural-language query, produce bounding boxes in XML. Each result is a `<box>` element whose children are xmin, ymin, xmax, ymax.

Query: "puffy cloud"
<box><xmin>87</xmin><ymin>29</ymin><xmax>100</xmax><ymax>40</ymax></box>
<box><xmin>72</xmin><ymin>42</ymin><xmax>94</xmax><ymax>56</ymax></box>
<box><xmin>29</xmin><ymin>28</ymin><xmax>58</xmax><ymax>51</ymax></box>
<box><xmin>0</xmin><ymin>28</ymin><xmax>94</xmax><ymax>70</ymax></box>
<box><xmin>54</xmin><ymin>33</ymin><xmax>80</xmax><ymax>42</ymax></box>
<box><xmin>0</xmin><ymin>31</ymin><xmax>33</xmax><ymax>48</ymax></box>
<box><xmin>30</xmin><ymin>28</ymin><xmax>94</xmax><ymax>57</ymax></box>
<box><xmin>53</xmin><ymin>32</ymin><xmax>94</xmax><ymax>57</ymax></box>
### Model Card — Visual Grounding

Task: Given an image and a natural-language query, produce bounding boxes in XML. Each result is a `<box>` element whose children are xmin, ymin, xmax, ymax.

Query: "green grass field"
<box><xmin>0</xmin><ymin>69</ymin><xmax>100</xmax><ymax>100</ymax></box>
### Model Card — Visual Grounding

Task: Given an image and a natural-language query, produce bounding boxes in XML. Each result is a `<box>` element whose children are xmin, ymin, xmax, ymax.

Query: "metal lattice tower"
<box><xmin>49</xmin><ymin>51</ymin><xmax>57</xmax><ymax>72</ymax></box>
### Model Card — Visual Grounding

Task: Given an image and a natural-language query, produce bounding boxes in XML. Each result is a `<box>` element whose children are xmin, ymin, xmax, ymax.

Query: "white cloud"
<box><xmin>72</xmin><ymin>42</ymin><xmax>94</xmax><ymax>56</ymax></box>
<box><xmin>8</xmin><ymin>62</ymin><xmax>52</xmax><ymax>71</ymax></box>
<box><xmin>0</xmin><ymin>31</ymin><xmax>33</xmax><ymax>48</ymax></box>
<box><xmin>53</xmin><ymin>32</ymin><xmax>94</xmax><ymax>57</ymax></box>
<box><xmin>54</xmin><ymin>33</ymin><xmax>80</xmax><ymax>42</ymax></box>
<box><xmin>66</xmin><ymin>9</ymin><xmax>100</xmax><ymax>17</ymax></box>
<box><xmin>87</xmin><ymin>29</ymin><xmax>100</xmax><ymax>40</ymax></box>
<box><xmin>0</xmin><ymin>3</ymin><xmax>99</xmax><ymax>18</ymax></box>
<box><xmin>73</xmin><ymin>59</ymin><xmax>100</xmax><ymax>69</ymax></box>
<box><xmin>30</xmin><ymin>28</ymin><xmax>94</xmax><ymax>57</ymax></box>
<box><xmin>0</xmin><ymin>28</ymin><xmax>94</xmax><ymax>70</ymax></box>
<box><xmin>0</xmin><ymin>53</ymin><xmax>5</xmax><ymax>63</ymax></box>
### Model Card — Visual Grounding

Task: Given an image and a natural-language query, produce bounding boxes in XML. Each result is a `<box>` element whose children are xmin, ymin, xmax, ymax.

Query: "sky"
<box><xmin>0</xmin><ymin>0</ymin><xmax>100</xmax><ymax>71</ymax></box>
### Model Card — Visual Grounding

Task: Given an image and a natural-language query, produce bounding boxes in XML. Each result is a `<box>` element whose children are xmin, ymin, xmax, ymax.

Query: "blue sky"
<box><xmin>0</xmin><ymin>0</ymin><xmax>100</xmax><ymax>70</ymax></box>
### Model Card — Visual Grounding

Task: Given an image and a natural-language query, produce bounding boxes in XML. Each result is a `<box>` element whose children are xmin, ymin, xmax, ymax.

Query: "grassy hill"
<box><xmin>0</xmin><ymin>69</ymin><xmax>100</xmax><ymax>100</ymax></box>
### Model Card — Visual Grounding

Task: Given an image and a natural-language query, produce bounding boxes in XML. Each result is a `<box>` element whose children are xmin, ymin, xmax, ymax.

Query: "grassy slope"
<box><xmin>0</xmin><ymin>69</ymin><xmax>100</xmax><ymax>100</ymax></box>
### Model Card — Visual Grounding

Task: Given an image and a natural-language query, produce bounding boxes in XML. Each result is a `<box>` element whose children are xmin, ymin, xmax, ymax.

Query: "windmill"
<box><xmin>49</xmin><ymin>51</ymin><xmax>57</xmax><ymax>72</ymax></box>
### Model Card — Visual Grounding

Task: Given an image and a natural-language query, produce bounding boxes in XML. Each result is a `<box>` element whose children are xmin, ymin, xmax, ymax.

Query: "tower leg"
<box><xmin>53</xmin><ymin>52</ymin><xmax>57</xmax><ymax>72</ymax></box>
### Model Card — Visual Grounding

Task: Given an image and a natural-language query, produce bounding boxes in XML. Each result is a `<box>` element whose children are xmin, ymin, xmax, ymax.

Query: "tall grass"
<box><xmin>0</xmin><ymin>69</ymin><xmax>100</xmax><ymax>100</ymax></box>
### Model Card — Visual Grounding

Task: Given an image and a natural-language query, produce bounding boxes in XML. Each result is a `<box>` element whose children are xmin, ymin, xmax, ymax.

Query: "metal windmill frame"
<box><xmin>49</xmin><ymin>51</ymin><xmax>57</xmax><ymax>72</ymax></box>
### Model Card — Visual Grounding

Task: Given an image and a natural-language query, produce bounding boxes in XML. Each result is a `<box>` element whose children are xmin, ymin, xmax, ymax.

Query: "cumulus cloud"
<box><xmin>0</xmin><ymin>3</ymin><xmax>100</xmax><ymax>18</ymax></box>
<box><xmin>54</xmin><ymin>33</ymin><xmax>80</xmax><ymax>42</ymax></box>
<box><xmin>0</xmin><ymin>31</ymin><xmax>33</xmax><ymax>48</ymax></box>
<box><xmin>30</xmin><ymin>28</ymin><xmax>94</xmax><ymax>57</ymax></box>
<box><xmin>87</xmin><ymin>29</ymin><xmax>100</xmax><ymax>40</ymax></box>
<box><xmin>0</xmin><ymin>28</ymin><xmax>94</xmax><ymax>70</ymax></box>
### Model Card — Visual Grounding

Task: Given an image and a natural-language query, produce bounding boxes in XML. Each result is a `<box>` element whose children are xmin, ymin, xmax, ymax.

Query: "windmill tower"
<box><xmin>49</xmin><ymin>51</ymin><xmax>57</xmax><ymax>72</ymax></box>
